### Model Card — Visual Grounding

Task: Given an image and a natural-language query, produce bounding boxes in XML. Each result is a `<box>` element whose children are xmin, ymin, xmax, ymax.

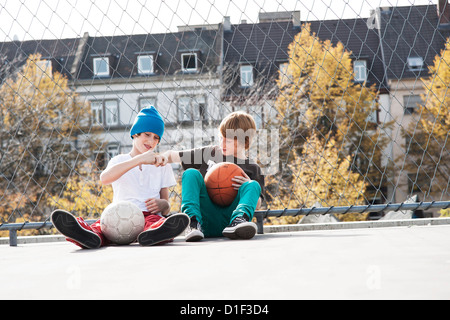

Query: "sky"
<box><xmin>0</xmin><ymin>0</ymin><xmax>436</xmax><ymax>41</ymax></box>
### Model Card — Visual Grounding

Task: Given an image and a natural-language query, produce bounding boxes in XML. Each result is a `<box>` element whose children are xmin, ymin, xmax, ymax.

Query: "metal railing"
<box><xmin>2</xmin><ymin>200</ymin><xmax>450</xmax><ymax>246</ymax></box>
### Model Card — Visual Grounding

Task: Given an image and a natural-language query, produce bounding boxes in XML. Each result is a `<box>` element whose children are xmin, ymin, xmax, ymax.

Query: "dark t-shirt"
<box><xmin>179</xmin><ymin>145</ymin><xmax>265</xmax><ymax>200</ymax></box>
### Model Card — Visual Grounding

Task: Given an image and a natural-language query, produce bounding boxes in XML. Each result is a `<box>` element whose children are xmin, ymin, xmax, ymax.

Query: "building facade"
<box><xmin>374</xmin><ymin>2</ymin><xmax>450</xmax><ymax>205</ymax></box>
<box><xmin>72</xmin><ymin>29</ymin><xmax>223</xmax><ymax>172</ymax></box>
<box><xmin>1</xmin><ymin>2</ymin><xmax>449</xmax><ymax>212</ymax></box>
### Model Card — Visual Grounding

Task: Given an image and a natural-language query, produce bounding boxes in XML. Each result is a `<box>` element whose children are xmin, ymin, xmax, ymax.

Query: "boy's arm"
<box><xmin>159</xmin><ymin>188</ymin><xmax>170</xmax><ymax>216</ymax></box>
<box><xmin>100</xmin><ymin>151</ymin><xmax>157</xmax><ymax>185</ymax></box>
<box><xmin>160</xmin><ymin>150</ymin><xmax>181</xmax><ymax>164</ymax></box>
<box><xmin>144</xmin><ymin>188</ymin><xmax>170</xmax><ymax>216</ymax></box>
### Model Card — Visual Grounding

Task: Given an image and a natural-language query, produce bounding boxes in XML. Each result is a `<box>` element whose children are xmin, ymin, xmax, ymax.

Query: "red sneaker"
<box><xmin>51</xmin><ymin>210</ymin><xmax>102</xmax><ymax>249</ymax></box>
<box><xmin>137</xmin><ymin>213</ymin><xmax>189</xmax><ymax>246</ymax></box>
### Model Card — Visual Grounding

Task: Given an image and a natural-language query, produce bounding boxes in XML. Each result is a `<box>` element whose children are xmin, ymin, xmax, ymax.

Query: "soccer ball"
<box><xmin>100</xmin><ymin>201</ymin><xmax>145</xmax><ymax>245</ymax></box>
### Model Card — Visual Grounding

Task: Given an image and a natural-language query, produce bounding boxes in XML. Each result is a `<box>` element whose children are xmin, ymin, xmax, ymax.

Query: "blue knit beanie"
<box><xmin>130</xmin><ymin>106</ymin><xmax>165</xmax><ymax>139</ymax></box>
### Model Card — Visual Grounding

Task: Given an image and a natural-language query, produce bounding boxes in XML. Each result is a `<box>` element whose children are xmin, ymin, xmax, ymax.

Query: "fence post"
<box><xmin>9</xmin><ymin>230</ymin><xmax>17</xmax><ymax>247</ymax></box>
<box><xmin>255</xmin><ymin>214</ymin><xmax>264</xmax><ymax>234</ymax></box>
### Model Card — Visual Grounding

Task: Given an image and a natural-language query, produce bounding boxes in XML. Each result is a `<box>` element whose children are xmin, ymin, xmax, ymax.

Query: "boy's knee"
<box><xmin>182</xmin><ymin>168</ymin><xmax>203</xmax><ymax>182</ymax></box>
<box><xmin>240</xmin><ymin>180</ymin><xmax>261</xmax><ymax>194</ymax></box>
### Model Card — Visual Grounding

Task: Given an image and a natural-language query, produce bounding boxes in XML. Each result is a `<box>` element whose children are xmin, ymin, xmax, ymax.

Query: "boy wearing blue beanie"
<box><xmin>51</xmin><ymin>106</ymin><xmax>189</xmax><ymax>248</ymax></box>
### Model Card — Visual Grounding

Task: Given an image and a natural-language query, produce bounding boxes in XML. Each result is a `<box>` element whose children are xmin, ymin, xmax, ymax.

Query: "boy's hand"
<box><xmin>140</xmin><ymin>150</ymin><xmax>157</xmax><ymax>164</ymax></box>
<box><xmin>137</xmin><ymin>150</ymin><xmax>156</xmax><ymax>171</ymax></box>
<box><xmin>154</xmin><ymin>154</ymin><xmax>168</xmax><ymax>167</ymax></box>
<box><xmin>231</xmin><ymin>171</ymin><xmax>251</xmax><ymax>190</ymax></box>
<box><xmin>138</xmin><ymin>151</ymin><xmax>168</xmax><ymax>170</ymax></box>
<box><xmin>145</xmin><ymin>198</ymin><xmax>170</xmax><ymax>215</ymax></box>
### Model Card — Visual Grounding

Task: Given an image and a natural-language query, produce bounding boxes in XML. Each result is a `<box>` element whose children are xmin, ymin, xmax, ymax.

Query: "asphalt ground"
<box><xmin>1</xmin><ymin>223</ymin><xmax>450</xmax><ymax>301</ymax></box>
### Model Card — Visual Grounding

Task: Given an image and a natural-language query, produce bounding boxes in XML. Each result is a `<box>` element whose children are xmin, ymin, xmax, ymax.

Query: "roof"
<box><xmin>223</xmin><ymin>20</ymin><xmax>300</xmax><ymax>64</ymax></box>
<box><xmin>1</xmin><ymin>4</ymin><xmax>448</xmax><ymax>88</ymax></box>
<box><xmin>378</xmin><ymin>4</ymin><xmax>450</xmax><ymax>81</ymax></box>
<box><xmin>0</xmin><ymin>38</ymin><xmax>81</xmax><ymax>79</ymax></box>
<box><xmin>222</xmin><ymin>21</ymin><xmax>301</xmax><ymax>99</ymax></box>
<box><xmin>308</xmin><ymin>18</ymin><xmax>387</xmax><ymax>90</ymax></box>
<box><xmin>222</xmin><ymin>17</ymin><xmax>388</xmax><ymax>98</ymax></box>
<box><xmin>76</xmin><ymin>29</ymin><xmax>222</xmax><ymax>80</ymax></box>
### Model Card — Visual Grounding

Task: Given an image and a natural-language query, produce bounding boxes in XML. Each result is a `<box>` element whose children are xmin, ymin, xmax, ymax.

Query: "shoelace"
<box><xmin>188</xmin><ymin>220</ymin><xmax>202</xmax><ymax>232</ymax></box>
<box><xmin>230</xmin><ymin>216</ymin><xmax>246</xmax><ymax>227</ymax></box>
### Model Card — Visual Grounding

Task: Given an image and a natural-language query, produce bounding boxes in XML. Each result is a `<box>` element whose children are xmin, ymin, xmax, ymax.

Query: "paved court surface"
<box><xmin>1</xmin><ymin>224</ymin><xmax>450</xmax><ymax>300</ymax></box>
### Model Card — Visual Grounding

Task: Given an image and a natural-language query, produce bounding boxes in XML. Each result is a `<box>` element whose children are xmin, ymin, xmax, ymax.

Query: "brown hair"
<box><xmin>219</xmin><ymin>111</ymin><xmax>257</xmax><ymax>150</ymax></box>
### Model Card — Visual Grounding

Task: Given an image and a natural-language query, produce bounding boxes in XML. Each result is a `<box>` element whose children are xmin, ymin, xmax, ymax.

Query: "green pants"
<box><xmin>181</xmin><ymin>168</ymin><xmax>261</xmax><ymax>237</ymax></box>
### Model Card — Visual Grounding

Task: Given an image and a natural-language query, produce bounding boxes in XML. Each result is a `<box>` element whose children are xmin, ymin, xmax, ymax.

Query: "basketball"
<box><xmin>204</xmin><ymin>162</ymin><xmax>246</xmax><ymax>206</ymax></box>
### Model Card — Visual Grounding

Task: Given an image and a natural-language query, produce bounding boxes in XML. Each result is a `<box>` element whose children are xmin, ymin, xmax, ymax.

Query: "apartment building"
<box><xmin>1</xmin><ymin>2</ymin><xmax>449</xmax><ymax>210</ymax></box>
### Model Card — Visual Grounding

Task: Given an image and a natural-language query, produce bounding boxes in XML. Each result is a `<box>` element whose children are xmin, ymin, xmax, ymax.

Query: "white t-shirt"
<box><xmin>106</xmin><ymin>153</ymin><xmax>177</xmax><ymax>212</ymax></box>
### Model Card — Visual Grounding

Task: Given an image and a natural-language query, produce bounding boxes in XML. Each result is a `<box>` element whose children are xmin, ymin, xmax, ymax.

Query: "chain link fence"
<box><xmin>1</xmin><ymin>0</ymin><xmax>450</xmax><ymax>242</ymax></box>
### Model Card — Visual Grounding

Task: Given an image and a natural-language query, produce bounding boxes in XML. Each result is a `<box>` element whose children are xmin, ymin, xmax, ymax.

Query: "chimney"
<box><xmin>259</xmin><ymin>11</ymin><xmax>300</xmax><ymax>23</ymax></box>
<box><xmin>71</xmin><ymin>32</ymin><xmax>89</xmax><ymax>78</ymax></box>
<box><xmin>438</xmin><ymin>0</ymin><xmax>450</xmax><ymax>25</ymax></box>
<box><xmin>223</xmin><ymin>16</ymin><xmax>231</xmax><ymax>32</ymax></box>
<box><xmin>292</xmin><ymin>11</ymin><xmax>301</xmax><ymax>27</ymax></box>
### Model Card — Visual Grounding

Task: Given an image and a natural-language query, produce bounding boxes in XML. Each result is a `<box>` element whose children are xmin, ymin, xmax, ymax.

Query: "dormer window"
<box><xmin>137</xmin><ymin>55</ymin><xmax>154</xmax><ymax>75</ymax></box>
<box><xmin>36</xmin><ymin>59</ymin><xmax>52</xmax><ymax>75</ymax></box>
<box><xmin>181</xmin><ymin>53</ymin><xmax>198</xmax><ymax>72</ymax></box>
<box><xmin>353</xmin><ymin>60</ymin><xmax>367</xmax><ymax>82</ymax></box>
<box><xmin>240</xmin><ymin>65</ymin><xmax>254</xmax><ymax>87</ymax></box>
<box><xmin>407</xmin><ymin>57</ymin><xmax>424</xmax><ymax>71</ymax></box>
<box><xmin>93</xmin><ymin>57</ymin><xmax>110</xmax><ymax>77</ymax></box>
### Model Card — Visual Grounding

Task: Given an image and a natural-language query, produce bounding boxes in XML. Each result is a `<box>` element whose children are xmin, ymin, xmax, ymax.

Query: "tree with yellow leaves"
<box><xmin>268</xmin><ymin>24</ymin><xmax>391</xmax><ymax>212</ymax></box>
<box><xmin>402</xmin><ymin>38</ymin><xmax>450</xmax><ymax>197</ymax></box>
<box><xmin>47</xmin><ymin>160</ymin><xmax>113</xmax><ymax>219</ymax></box>
<box><xmin>268</xmin><ymin>134</ymin><xmax>367</xmax><ymax>223</ymax></box>
<box><xmin>0</xmin><ymin>54</ymin><xmax>98</xmax><ymax>224</ymax></box>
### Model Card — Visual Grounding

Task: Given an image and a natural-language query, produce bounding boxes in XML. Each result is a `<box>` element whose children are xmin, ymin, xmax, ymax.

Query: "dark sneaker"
<box><xmin>51</xmin><ymin>210</ymin><xmax>102</xmax><ymax>249</ymax></box>
<box><xmin>185</xmin><ymin>217</ymin><xmax>204</xmax><ymax>242</ymax></box>
<box><xmin>222</xmin><ymin>215</ymin><xmax>257</xmax><ymax>240</ymax></box>
<box><xmin>138</xmin><ymin>213</ymin><xmax>189</xmax><ymax>246</ymax></box>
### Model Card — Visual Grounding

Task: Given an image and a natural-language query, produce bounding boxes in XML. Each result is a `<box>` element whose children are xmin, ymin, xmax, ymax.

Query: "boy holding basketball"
<box><xmin>51</xmin><ymin>106</ymin><xmax>189</xmax><ymax>249</ymax></box>
<box><xmin>159</xmin><ymin>111</ymin><xmax>264</xmax><ymax>241</ymax></box>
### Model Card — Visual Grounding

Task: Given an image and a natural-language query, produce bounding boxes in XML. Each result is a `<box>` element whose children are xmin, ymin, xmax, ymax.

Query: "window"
<box><xmin>137</xmin><ymin>55</ymin><xmax>154</xmax><ymax>75</ymax></box>
<box><xmin>106</xmin><ymin>143</ymin><xmax>120</xmax><ymax>160</ymax></box>
<box><xmin>93</xmin><ymin>57</ymin><xmax>109</xmax><ymax>77</ymax></box>
<box><xmin>278</xmin><ymin>62</ymin><xmax>291</xmax><ymax>86</ymax></box>
<box><xmin>354</xmin><ymin>60</ymin><xmax>367</xmax><ymax>82</ymax></box>
<box><xmin>94</xmin><ymin>144</ymin><xmax>120</xmax><ymax>170</ymax></box>
<box><xmin>36</xmin><ymin>59</ymin><xmax>52</xmax><ymax>75</ymax></box>
<box><xmin>240</xmin><ymin>65</ymin><xmax>254</xmax><ymax>87</ymax></box>
<box><xmin>105</xmin><ymin>100</ymin><xmax>119</xmax><ymax>126</ymax></box>
<box><xmin>177</xmin><ymin>96</ymin><xmax>206</xmax><ymax>122</ymax></box>
<box><xmin>249</xmin><ymin>107</ymin><xmax>263</xmax><ymax>129</ymax></box>
<box><xmin>181</xmin><ymin>53</ymin><xmax>198</xmax><ymax>72</ymax></box>
<box><xmin>90</xmin><ymin>100</ymin><xmax>119</xmax><ymax>126</ymax></box>
<box><xmin>91</xmin><ymin>101</ymin><xmax>103</xmax><ymax>125</ymax></box>
<box><xmin>407</xmin><ymin>57</ymin><xmax>424</xmax><ymax>71</ymax></box>
<box><xmin>366</xmin><ymin>101</ymin><xmax>379</xmax><ymax>125</ymax></box>
<box><xmin>94</xmin><ymin>151</ymin><xmax>106</xmax><ymax>170</ymax></box>
<box><xmin>403</xmin><ymin>94</ymin><xmax>423</xmax><ymax>115</ymax></box>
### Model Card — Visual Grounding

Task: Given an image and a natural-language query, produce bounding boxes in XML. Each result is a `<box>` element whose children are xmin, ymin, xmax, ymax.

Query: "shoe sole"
<box><xmin>222</xmin><ymin>222</ymin><xmax>257</xmax><ymax>240</ymax></box>
<box><xmin>185</xmin><ymin>229</ymin><xmax>204</xmax><ymax>242</ymax></box>
<box><xmin>51</xmin><ymin>210</ymin><xmax>101</xmax><ymax>249</ymax></box>
<box><xmin>138</xmin><ymin>213</ymin><xmax>190</xmax><ymax>246</ymax></box>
